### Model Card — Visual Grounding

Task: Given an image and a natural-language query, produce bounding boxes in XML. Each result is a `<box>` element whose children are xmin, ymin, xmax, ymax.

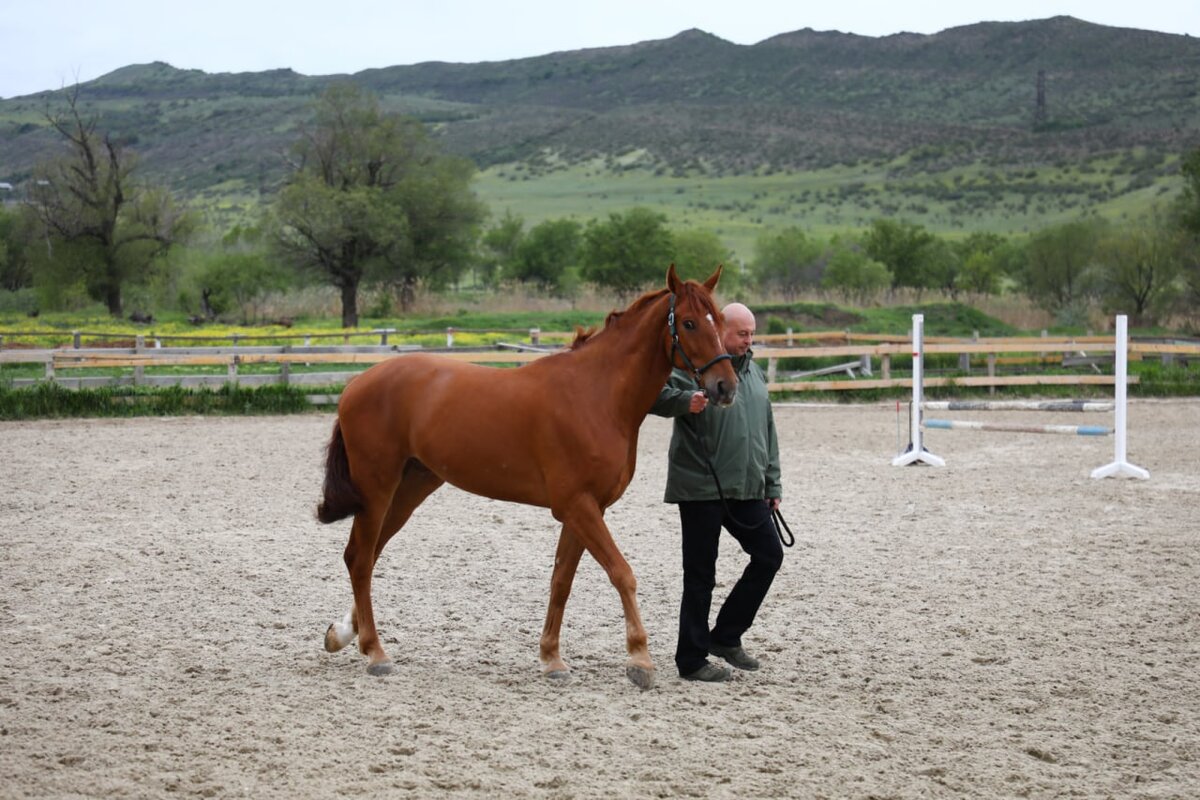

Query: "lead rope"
<box><xmin>682</xmin><ymin>415</ymin><xmax>794</xmax><ymax>548</ymax></box>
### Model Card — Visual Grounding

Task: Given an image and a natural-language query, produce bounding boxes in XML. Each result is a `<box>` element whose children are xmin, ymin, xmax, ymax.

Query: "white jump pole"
<box><xmin>1091</xmin><ymin>315</ymin><xmax>1149</xmax><ymax>480</ymax></box>
<box><xmin>924</xmin><ymin>419</ymin><xmax>1112</xmax><ymax>436</ymax></box>
<box><xmin>892</xmin><ymin>314</ymin><xmax>945</xmax><ymax>467</ymax></box>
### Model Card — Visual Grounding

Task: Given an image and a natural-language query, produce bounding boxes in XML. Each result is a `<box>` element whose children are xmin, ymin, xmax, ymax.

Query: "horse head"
<box><xmin>665</xmin><ymin>264</ymin><xmax>738</xmax><ymax>407</ymax></box>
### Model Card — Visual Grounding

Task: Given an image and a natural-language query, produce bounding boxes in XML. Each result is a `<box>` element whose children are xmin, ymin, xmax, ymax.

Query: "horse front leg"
<box><xmin>539</xmin><ymin>526</ymin><xmax>585</xmax><ymax>680</ymax></box>
<box><xmin>560</xmin><ymin>499</ymin><xmax>655</xmax><ymax>690</ymax></box>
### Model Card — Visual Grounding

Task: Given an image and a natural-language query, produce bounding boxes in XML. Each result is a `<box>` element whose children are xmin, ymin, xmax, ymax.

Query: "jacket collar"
<box><xmin>732</xmin><ymin>348</ymin><xmax>753</xmax><ymax>372</ymax></box>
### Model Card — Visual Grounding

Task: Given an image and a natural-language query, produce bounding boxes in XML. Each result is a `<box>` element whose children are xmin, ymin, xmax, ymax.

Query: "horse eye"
<box><xmin>683</xmin><ymin>320</ymin><xmax>696</xmax><ymax>331</ymax></box>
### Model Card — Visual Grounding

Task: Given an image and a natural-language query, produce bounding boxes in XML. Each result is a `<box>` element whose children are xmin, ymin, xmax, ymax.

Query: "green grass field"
<box><xmin>473</xmin><ymin>154</ymin><xmax>1185</xmax><ymax>261</ymax></box>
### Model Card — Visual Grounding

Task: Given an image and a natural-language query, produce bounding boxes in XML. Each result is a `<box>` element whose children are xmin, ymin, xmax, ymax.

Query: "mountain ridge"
<box><xmin>1</xmin><ymin>16</ymin><xmax>1197</xmax><ymax>231</ymax></box>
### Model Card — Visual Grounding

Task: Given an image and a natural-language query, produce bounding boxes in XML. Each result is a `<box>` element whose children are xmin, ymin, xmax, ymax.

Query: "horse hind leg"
<box><xmin>325</xmin><ymin>459</ymin><xmax>443</xmax><ymax>675</ymax></box>
<box><xmin>324</xmin><ymin>608</ymin><xmax>358</xmax><ymax>653</ymax></box>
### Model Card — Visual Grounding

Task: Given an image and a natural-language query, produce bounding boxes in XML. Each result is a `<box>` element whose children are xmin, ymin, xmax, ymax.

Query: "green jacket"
<box><xmin>650</xmin><ymin>350</ymin><xmax>782</xmax><ymax>503</ymax></box>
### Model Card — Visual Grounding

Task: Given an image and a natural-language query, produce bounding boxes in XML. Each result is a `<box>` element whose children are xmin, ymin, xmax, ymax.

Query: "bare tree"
<box><xmin>28</xmin><ymin>87</ymin><xmax>191</xmax><ymax>316</ymax></box>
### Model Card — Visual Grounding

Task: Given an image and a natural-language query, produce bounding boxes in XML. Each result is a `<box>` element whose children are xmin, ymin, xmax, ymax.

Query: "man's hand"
<box><xmin>768</xmin><ymin>498</ymin><xmax>781</xmax><ymax>511</ymax></box>
<box><xmin>687</xmin><ymin>391</ymin><xmax>708</xmax><ymax>414</ymax></box>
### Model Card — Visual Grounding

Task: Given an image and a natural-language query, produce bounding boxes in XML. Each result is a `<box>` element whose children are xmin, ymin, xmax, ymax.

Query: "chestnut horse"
<box><xmin>316</xmin><ymin>265</ymin><xmax>737</xmax><ymax>688</ymax></box>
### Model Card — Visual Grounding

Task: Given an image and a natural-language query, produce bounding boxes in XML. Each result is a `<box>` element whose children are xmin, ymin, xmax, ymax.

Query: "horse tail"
<box><xmin>316</xmin><ymin>421</ymin><xmax>364</xmax><ymax>524</ymax></box>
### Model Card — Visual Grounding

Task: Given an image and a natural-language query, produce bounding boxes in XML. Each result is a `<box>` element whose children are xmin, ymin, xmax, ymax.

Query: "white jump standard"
<box><xmin>891</xmin><ymin>314</ymin><xmax>945</xmax><ymax>467</ymax></box>
<box><xmin>891</xmin><ymin>313</ymin><xmax>1149</xmax><ymax>479</ymax></box>
<box><xmin>1089</xmin><ymin>316</ymin><xmax>1149</xmax><ymax>479</ymax></box>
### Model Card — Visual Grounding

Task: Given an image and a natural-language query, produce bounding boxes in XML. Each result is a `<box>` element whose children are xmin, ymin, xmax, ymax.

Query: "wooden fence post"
<box><xmin>987</xmin><ymin>353</ymin><xmax>997</xmax><ymax>396</ymax></box>
<box><xmin>881</xmin><ymin>353</ymin><xmax>891</xmax><ymax>381</ymax></box>
<box><xmin>767</xmin><ymin>358</ymin><xmax>777</xmax><ymax>385</ymax></box>
<box><xmin>786</xmin><ymin>327</ymin><xmax>794</xmax><ymax>347</ymax></box>
<box><xmin>446</xmin><ymin>327</ymin><xmax>455</xmax><ymax>347</ymax></box>
<box><xmin>280</xmin><ymin>361</ymin><xmax>291</xmax><ymax>385</ymax></box>
<box><xmin>134</xmin><ymin>335</ymin><xmax>145</xmax><ymax>386</ymax></box>
<box><xmin>959</xmin><ymin>330</ymin><xmax>977</xmax><ymax>374</ymax></box>
<box><xmin>530</xmin><ymin>327</ymin><xmax>540</xmax><ymax>346</ymax></box>
<box><xmin>73</xmin><ymin>330</ymin><xmax>81</xmax><ymax>349</ymax></box>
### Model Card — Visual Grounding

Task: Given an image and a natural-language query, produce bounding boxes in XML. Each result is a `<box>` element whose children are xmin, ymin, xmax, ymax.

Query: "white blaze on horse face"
<box><xmin>706</xmin><ymin>313</ymin><xmax>723</xmax><ymax>350</ymax></box>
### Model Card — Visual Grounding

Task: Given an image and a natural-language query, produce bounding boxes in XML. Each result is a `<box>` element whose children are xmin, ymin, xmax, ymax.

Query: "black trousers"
<box><xmin>675</xmin><ymin>499</ymin><xmax>784</xmax><ymax>675</ymax></box>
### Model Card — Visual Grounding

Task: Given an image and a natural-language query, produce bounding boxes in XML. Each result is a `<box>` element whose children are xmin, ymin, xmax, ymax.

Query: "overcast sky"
<box><xmin>2</xmin><ymin>0</ymin><xmax>1196</xmax><ymax>99</ymax></box>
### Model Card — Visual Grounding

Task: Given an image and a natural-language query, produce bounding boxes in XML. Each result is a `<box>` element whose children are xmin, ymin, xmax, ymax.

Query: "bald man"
<box><xmin>650</xmin><ymin>302</ymin><xmax>783</xmax><ymax>683</ymax></box>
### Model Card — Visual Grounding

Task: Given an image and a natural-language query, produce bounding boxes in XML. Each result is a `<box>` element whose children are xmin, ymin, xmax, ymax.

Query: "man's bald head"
<box><xmin>721</xmin><ymin>303</ymin><xmax>756</xmax><ymax>356</ymax></box>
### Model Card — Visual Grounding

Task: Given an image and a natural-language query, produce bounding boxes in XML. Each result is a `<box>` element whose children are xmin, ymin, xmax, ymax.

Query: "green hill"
<box><xmin>2</xmin><ymin>16</ymin><xmax>1198</xmax><ymax>253</ymax></box>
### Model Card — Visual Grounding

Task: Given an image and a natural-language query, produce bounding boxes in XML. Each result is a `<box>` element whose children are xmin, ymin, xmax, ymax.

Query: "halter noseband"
<box><xmin>668</xmin><ymin>292</ymin><xmax>733</xmax><ymax>386</ymax></box>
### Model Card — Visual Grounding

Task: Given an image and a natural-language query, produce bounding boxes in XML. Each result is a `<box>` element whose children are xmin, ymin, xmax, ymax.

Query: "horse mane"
<box><xmin>569</xmin><ymin>281</ymin><xmax>719</xmax><ymax>350</ymax></box>
<box><xmin>570</xmin><ymin>288</ymin><xmax>669</xmax><ymax>349</ymax></box>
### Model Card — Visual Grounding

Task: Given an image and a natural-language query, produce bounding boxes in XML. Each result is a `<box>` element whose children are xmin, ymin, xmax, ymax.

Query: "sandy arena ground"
<box><xmin>1</xmin><ymin>400</ymin><xmax>1197</xmax><ymax>798</ymax></box>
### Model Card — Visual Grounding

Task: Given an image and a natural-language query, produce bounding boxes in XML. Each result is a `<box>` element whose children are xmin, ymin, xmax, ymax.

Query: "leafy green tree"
<box><xmin>1094</xmin><ymin>215</ymin><xmax>1184</xmax><ymax>324</ymax></box>
<box><xmin>952</xmin><ymin>232</ymin><xmax>1009</xmax><ymax>295</ymax></box>
<box><xmin>956</xmin><ymin>251</ymin><xmax>1003</xmax><ymax>295</ymax></box>
<box><xmin>819</xmin><ymin>237</ymin><xmax>890</xmax><ymax>303</ymax></box>
<box><xmin>508</xmin><ymin>218</ymin><xmax>582</xmax><ymax>291</ymax></box>
<box><xmin>479</xmin><ymin>210</ymin><xmax>524</xmax><ymax>287</ymax></box>
<box><xmin>391</xmin><ymin>154</ymin><xmax>484</xmax><ymax>298</ymax></box>
<box><xmin>1173</xmin><ymin>147</ymin><xmax>1200</xmax><ymax>319</ymax></box>
<box><xmin>273</xmin><ymin>84</ymin><xmax>484</xmax><ymax>325</ymax></box>
<box><xmin>920</xmin><ymin>238</ymin><xmax>962</xmax><ymax>297</ymax></box>
<box><xmin>671</xmin><ymin>229</ymin><xmax>730</xmax><ymax>278</ymax></box>
<box><xmin>672</xmin><ymin>228</ymin><xmax>740</xmax><ymax>295</ymax></box>
<box><xmin>0</xmin><ymin>205</ymin><xmax>35</xmax><ymax>292</ymax></box>
<box><xmin>862</xmin><ymin>219</ymin><xmax>936</xmax><ymax>290</ymax></box>
<box><xmin>1022</xmin><ymin>217</ymin><xmax>1107</xmax><ymax>312</ymax></box>
<box><xmin>1176</xmin><ymin>147</ymin><xmax>1200</xmax><ymax>237</ymax></box>
<box><xmin>581</xmin><ymin>207</ymin><xmax>674</xmax><ymax>297</ymax></box>
<box><xmin>189</xmin><ymin>226</ymin><xmax>291</xmax><ymax>323</ymax></box>
<box><xmin>27</xmin><ymin>88</ymin><xmax>193</xmax><ymax>316</ymax></box>
<box><xmin>751</xmin><ymin>226</ymin><xmax>824</xmax><ymax>300</ymax></box>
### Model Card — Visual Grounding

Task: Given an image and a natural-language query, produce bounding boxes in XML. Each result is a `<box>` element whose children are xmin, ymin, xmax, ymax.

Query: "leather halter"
<box><xmin>667</xmin><ymin>292</ymin><xmax>733</xmax><ymax>385</ymax></box>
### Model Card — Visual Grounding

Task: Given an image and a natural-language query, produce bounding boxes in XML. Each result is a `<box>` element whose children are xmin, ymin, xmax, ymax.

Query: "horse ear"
<box><xmin>702</xmin><ymin>264</ymin><xmax>723</xmax><ymax>292</ymax></box>
<box><xmin>666</xmin><ymin>263</ymin><xmax>682</xmax><ymax>293</ymax></box>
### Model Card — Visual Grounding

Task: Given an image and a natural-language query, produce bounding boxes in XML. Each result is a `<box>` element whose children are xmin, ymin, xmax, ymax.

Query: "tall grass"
<box><xmin>0</xmin><ymin>383</ymin><xmax>316</xmax><ymax>420</ymax></box>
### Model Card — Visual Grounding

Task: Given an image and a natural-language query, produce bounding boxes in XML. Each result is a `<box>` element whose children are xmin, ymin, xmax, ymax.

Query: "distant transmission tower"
<box><xmin>1035</xmin><ymin>69</ymin><xmax>1047</xmax><ymax>127</ymax></box>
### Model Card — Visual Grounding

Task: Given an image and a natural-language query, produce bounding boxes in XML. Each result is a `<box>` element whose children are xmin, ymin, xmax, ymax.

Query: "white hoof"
<box><xmin>323</xmin><ymin>614</ymin><xmax>356</xmax><ymax>653</ymax></box>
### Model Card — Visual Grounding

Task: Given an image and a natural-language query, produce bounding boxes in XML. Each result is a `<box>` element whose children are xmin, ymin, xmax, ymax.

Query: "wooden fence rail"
<box><xmin>0</xmin><ymin>326</ymin><xmax>563</xmax><ymax>350</ymax></box>
<box><xmin>4</xmin><ymin>333</ymin><xmax>1197</xmax><ymax>398</ymax></box>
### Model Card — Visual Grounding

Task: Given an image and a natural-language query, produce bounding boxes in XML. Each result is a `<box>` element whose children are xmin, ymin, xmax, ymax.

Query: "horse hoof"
<box><xmin>366</xmin><ymin>660</ymin><xmax>395</xmax><ymax>677</ymax></box>
<box><xmin>324</xmin><ymin>621</ymin><xmax>355</xmax><ymax>653</ymax></box>
<box><xmin>544</xmin><ymin>669</ymin><xmax>572</xmax><ymax>683</ymax></box>
<box><xmin>625</xmin><ymin>665</ymin><xmax>656</xmax><ymax>691</ymax></box>
<box><xmin>323</xmin><ymin>624</ymin><xmax>344</xmax><ymax>653</ymax></box>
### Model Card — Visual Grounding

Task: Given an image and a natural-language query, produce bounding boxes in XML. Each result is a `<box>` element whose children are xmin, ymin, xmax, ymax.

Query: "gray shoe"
<box><xmin>709</xmin><ymin>644</ymin><xmax>760</xmax><ymax>671</ymax></box>
<box><xmin>680</xmin><ymin>662</ymin><xmax>733</xmax><ymax>682</ymax></box>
